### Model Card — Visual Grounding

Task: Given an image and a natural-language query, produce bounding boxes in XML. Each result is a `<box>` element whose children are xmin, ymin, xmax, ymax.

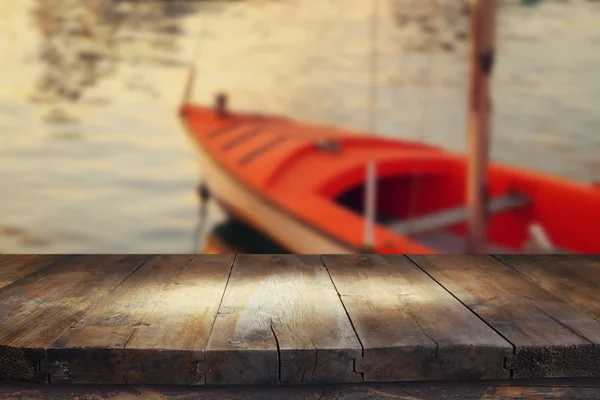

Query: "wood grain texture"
<box><xmin>409</xmin><ymin>255</ymin><xmax>600</xmax><ymax>379</ymax></box>
<box><xmin>0</xmin><ymin>255</ymin><xmax>148</xmax><ymax>383</ymax></box>
<box><xmin>47</xmin><ymin>255</ymin><xmax>234</xmax><ymax>385</ymax></box>
<box><xmin>495</xmin><ymin>255</ymin><xmax>600</xmax><ymax>322</ymax></box>
<box><xmin>2</xmin><ymin>380</ymin><xmax>600</xmax><ymax>400</ymax></box>
<box><xmin>322</xmin><ymin>254</ymin><xmax>512</xmax><ymax>382</ymax></box>
<box><xmin>203</xmin><ymin>254</ymin><xmax>362</xmax><ymax>385</ymax></box>
<box><xmin>0</xmin><ymin>255</ymin><xmax>64</xmax><ymax>290</ymax></box>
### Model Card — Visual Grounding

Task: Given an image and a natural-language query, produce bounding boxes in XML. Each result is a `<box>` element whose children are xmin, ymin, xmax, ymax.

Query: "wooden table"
<box><xmin>0</xmin><ymin>254</ymin><xmax>599</xmax><ymax>398</ymax></box>
<box><xmin>2</xmin><ymin>379</ymin><xmax>600</xmax><ymax>400</ymax></box>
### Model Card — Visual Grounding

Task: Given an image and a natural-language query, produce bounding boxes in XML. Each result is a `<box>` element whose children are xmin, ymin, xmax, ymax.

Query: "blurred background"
<box><xmin>1</xmin><ymin>0</ymin><xmax>599</xmax><ymax>254</ymax></box>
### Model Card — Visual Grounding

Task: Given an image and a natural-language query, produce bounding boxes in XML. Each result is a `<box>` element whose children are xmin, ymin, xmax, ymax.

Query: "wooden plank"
<box><xmin>2</xmin><ymin>380</ymin><xmax>600</xmax><ymax>400</ymax></box>
<box><xmin>322</xmin><ymin>254</ymin><xmax>512</xmax><ymax>382</ymax></box>
<box><xmin>408</xmin><ymin>255</ymin><xmax>600</xmax><ymax>379</ymax></box>
<box><xmin>495</xmin><ymin>255</ymin><xmax>600</xmax><ymax>322</ymax></box>
<box><xmin>0</xmin><ymin>255</ymin><xmax>64</xmax><ymax>290</ymax></box>
<box><xmin>46</xmin><ymin>255</ymin><xmax>234</xmax><ymax>385</ymax></box>
<box><xmin>0</xmin><ymin>255</ymin><xmax>149</xmax><ymax>383</ymax></box>
<box><xmin>203</xmin><ymin>254</ymin><xmax>362</xmax><ymax>385</ymax></box>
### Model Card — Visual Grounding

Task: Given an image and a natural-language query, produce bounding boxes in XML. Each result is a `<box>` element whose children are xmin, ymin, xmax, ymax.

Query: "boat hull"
<box><xmin>195</xmin><ymin>142</ymin><xmax>354</xmax><ymax>254</ymax></box>
<box><xmin>180</xmin><ymin>104</ymin><xmax>600</xmax><ymax>254</ymax></box>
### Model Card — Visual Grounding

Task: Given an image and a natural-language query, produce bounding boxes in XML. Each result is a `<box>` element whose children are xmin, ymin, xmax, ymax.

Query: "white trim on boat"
<box><xmin>194</xmin><ymin>142</ymin><xmax>355</xmax><ymax>255</ymax></box>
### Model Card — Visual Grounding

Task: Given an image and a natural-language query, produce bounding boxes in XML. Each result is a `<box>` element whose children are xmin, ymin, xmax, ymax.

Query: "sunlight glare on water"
<box><xmin>0</xmin><ymin>0</ymin><xmax>599</xmax><ymax>253</ymax></box>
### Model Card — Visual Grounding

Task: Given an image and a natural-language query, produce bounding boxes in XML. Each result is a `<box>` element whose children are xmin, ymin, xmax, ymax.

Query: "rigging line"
<box><xmin>363</xmin><ymin>0</ymin><xmax>380</xmax><ymax>250</ymax></box>
<box><xmin>407</xmin><ymin>0</ymin><xmax>440</xmax><ymax>232</ymax></box>
<box><xmin>188</xmin><ymin>2</ymin><xmax>210</xmax><ymax>254</ymax></box>
<box><xmin>185</xmin><ymin>0</ymin><xmax>206</xmax><ymax>106</ymax></box>
<box><xmin>367</xmin><ymin>0</ymin><xmax>380</xmax><ymax>135</ymax></box>
<box><xmin>190</xmin><ymin>0</ymin><xmax>206</xmax><ymax>64</ymax></box>
<box><xmin>192</xmin><ymin>183</ymin><xmax>210</xmax><ymax>254</ymax></box>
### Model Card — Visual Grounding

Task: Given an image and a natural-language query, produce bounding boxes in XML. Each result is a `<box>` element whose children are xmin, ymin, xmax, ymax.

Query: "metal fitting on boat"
<box><xmin>316</xmin><ymin>138</ymin><xmax>341</xmax><ymax>153</ymax></box>
<box><xmin>479</xmin><ymin>51</ymin><xmax>495</xmax><ymax>75</ymax></box>
<box><xmin>215</xmin><ymin>93</ymin><xmax>228</xmax><ymax>117</ymax></box>
<box><xmin>197</xmin><ymin>182</ymin><xmax>211</xmax><ymax>203</ymax></box>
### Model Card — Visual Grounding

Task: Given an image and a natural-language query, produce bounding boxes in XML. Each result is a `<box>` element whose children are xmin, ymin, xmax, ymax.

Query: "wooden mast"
<box><xmin>363</xmin><ymin>162</ymin><xmax>377</xmax><ymax>250</ymax></box>
<box><xmin>181</xmin><ymin>65</ymin><xmax>196</xmax><ymax>107</ymax></box>
<box><xmin>466</xmin><ymin>0</ymin><xmax>496</xmax><ymax>253</ymax></box>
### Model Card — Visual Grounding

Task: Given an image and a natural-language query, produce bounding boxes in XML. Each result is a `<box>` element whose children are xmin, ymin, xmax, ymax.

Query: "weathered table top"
<box><xmin>0</xmin><ymin>254</ymin><xmax>599</xmax><ymax>386</ymax></box>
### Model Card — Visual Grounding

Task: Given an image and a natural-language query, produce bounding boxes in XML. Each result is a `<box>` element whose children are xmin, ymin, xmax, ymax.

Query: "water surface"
<box><xmin>1</xmin><ymin>0</ymin><xmax>599</xmax><ymax>253</ymax></box>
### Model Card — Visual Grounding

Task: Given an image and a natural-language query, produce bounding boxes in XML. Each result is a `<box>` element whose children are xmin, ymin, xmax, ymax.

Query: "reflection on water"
<box><xmin>201</xmin><ymin>218</ymin><xmax>290</xmax><ymax>255</ymax></box>
<box><xmin>0</xmin><ymin>0</ymin><xmax>599</xmax><ymax>253</ymax></box>
<box><xmin>30</xmin><ymin>0</ymin><xmax>198</xmax><ymax>115</ymax></box>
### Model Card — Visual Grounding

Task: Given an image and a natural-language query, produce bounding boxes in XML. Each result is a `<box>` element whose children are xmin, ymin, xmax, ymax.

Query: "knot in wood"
<box><xmin>479</xmin><ymin>51</ymin><xmax>495</xmax><ymax>75</ymax></box>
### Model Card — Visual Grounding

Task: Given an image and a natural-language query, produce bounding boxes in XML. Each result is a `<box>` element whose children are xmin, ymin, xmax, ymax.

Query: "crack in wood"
<box><xmin>122</xmin><ymin>329</ymin><xmax>136</xmax><ymax>356</ymax></box>
<box><xmin>504</xmin><ymin>356</ymin><xmax>514</xmax><ymax>371</ymax></box>
<box><xmin>270</xmin><ymin>319</ymin><xmax>281</xmax><ymax>383</ymax></box>
<box><xmin>223</xmin><ymin>357</ymin><xmax>250</xmax><ymax>380</ymax></box>
<box><xmin>320</xmin><ymin>256</ymin><xmax>365</xmax><ymax>382</ymax></box>
<box><xmin>194</xmin><ymin>360</ymin><xmax>206</xmax><ymax>385</ymax></box>
<box><xmin>313</xmin><ymin>387</ymin><xmax>327</xmax><ymax>400</ymax></box>
<box><xmin>404</xmin><ymin>305</ymin><xmax>440</xmax><ymax>359</ymax></box>
<box><xmin>311</xmin><ymin>344</ymin><xmax>319</xmax><ymax>381</ymax></box>
<box><xmin>205</xmin><ymin>255</ymin><xmax>236</xmax><ymax>348</ymax></box>
<box><xmin>7</xmin><ymin>254</ymin><xmax>598</xmax><ymax>385</ymax></box>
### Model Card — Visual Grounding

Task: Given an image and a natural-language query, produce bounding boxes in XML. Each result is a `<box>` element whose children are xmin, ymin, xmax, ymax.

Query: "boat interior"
<box><xmin>331</xmin><ymin>167</ymin><xmax>598</xmax><ymax>254</ymax></box>
<box><xmin>335</xmin><ymin>176</ymin><xmax>531</xmax><ymax>253</ymax></box>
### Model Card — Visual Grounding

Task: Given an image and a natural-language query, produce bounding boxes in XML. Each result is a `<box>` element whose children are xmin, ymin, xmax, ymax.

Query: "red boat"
<box><xmin>179</xmin><ymin>1</ymin><xmax>600</xmax><ymax>254</ymax></box>
<box><xmin>180</xmin><ymin>99</ymin><xmax>600</xmax><ymax>254</ymax></box>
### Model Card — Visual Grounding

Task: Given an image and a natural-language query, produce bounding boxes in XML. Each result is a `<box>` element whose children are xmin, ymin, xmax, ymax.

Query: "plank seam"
<box><xmin>319</xmin><ymin>256</ymin><xmax>365</xmax><ymax>381</ymax></box>
<box><xmin>491</xmin><ymin>255</ymin><xmax>599</xmax><ymax>342</ymax></box>
<box><xmin>536</xmin><ymin>307</ymin><xmax>595</xmax><ymax>345</ymax></box>
<box><xmin>204</xmin><ymin>254</ymin><xmax>236</xmax><ymax>347</ymax></box>
<box><xmin>44</xmin><ymin>255</ymin><xmax>152</xmax><ymax>383</ymax></box>
<box><xmin>102</xmin><ymin>255</ymin><xmax>153</xmax><ymax>294</ymax></box>
<box><xmin>199</xmin><ymin>254</ymin><xmax>236</xmax><ymax>384</ymax></box>
<box><xmin>404</xmin><ymin>255</ymin><xmax>517</xmax><ymax>378</ymax></box>
<box><xmin>492</xmin><ymin>255</ymin><xmax>600</xmax><ymax>326</ymax></box>
<box><xmin>490</xmin><ymin>255</ymin><xmax>547</xmax><ymax>287</ymax></box>
<box><xmin>0</xmin><ymin>255</ymin><xmax>73</xmax><ymax>294</ymax></box>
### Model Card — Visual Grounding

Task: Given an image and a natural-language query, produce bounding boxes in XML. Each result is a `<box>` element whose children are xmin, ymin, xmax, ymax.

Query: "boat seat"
<box><xmin>385</xmin><ymin>193</ymin><xmax>531</xmax><ymax>236</ymax></box>
<box><xmin>417</xmin><ymin>231</ymin><xmax>514</xmax><ymax>253</ymax></box>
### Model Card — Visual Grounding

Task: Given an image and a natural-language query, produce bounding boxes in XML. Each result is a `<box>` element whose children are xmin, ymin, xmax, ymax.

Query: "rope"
<box><xmin>188</xmin><ymin>2</ymin><xmax>208</xmax><ymax>253</ymax></box>
<box><xmin>192</xmin><ymin>183</ymin><xmax>211</xmax><ymax>253</ymax></box>
<box><xmin>191</xmin><ymin>20</ymin><xmax>204</xmax><ymax>69</ymax></box>
<box><xmin>367</xmin><ymin>0</ymin><xmax>380</xmax><ymax>135</ymax></box>
<box><xmin>185</xmin><ymin>1</ymin><xmax>206</xmax><ymax>106</ymax></box>
<box><xmin>361</xmin><ymin>0</ymin><xmax>380</xmax><ymax>250</ymax></box>
<box><xmin>406</xmin><ymin>0</ymin><xmax>440</xmax><ymax>232</ymax></box>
